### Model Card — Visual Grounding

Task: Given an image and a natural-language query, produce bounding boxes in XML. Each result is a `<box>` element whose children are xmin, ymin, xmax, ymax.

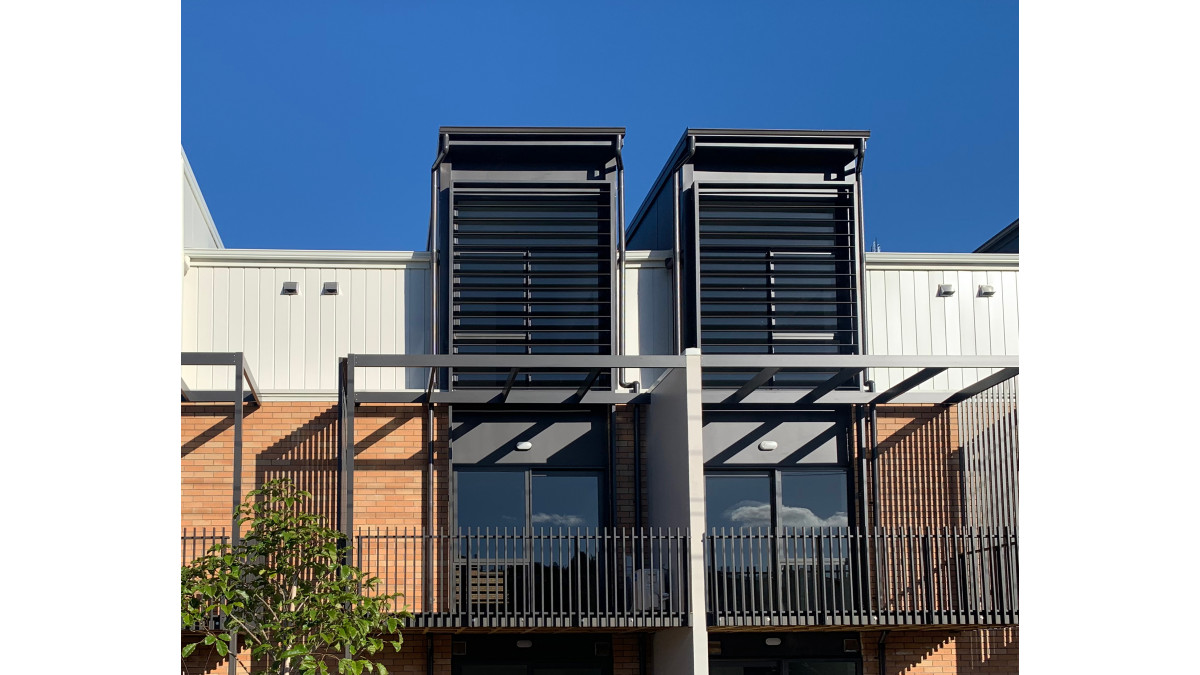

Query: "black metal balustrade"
<box><xmin>181</xmin><ymin>528</ymin><xmax>231</xmax><ymax>631</ymax></box>
<box><xmin>705</xmin><ymin>527</ymin><xmax>1017</xmax><ymax>627</ymax></box>
<box><xmin>354</xmin><ymin>527</ymin><xmax>689</xmax><ymax>628</ymax></box>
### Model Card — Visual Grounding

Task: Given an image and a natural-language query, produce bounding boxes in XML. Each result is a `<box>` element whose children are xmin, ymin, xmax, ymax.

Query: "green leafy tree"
<box><xmin>182</xmin><ymin>479</ymin><xmax>410</xmax><ymax>674</ymax></box>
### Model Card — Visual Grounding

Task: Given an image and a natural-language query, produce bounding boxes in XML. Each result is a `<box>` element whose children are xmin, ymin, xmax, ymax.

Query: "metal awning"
<box><xmin>341</xmin><ymin>354</ymin><xmax>686</xmax><ymax>405</ymax></box>
<box><xmin>181</xmin><ymin>352</ymin><xmax>260</xmax><ymax>404</ymax></box>
<box><xmin>701</xmin><ymin>354</ymin><xmax>1018</xmax><ymax>406</ymax></box>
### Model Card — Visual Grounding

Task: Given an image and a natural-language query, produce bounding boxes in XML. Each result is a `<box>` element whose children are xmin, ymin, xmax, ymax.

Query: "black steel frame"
<box><xmin>181</xmin><ymin>351</ymin><xmax>260</xmax><ymax>675</ymax></box>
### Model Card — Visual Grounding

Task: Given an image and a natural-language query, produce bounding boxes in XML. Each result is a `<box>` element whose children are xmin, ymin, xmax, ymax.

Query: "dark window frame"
<box><xmin>453</xmin><ymin>466</ymin><xmax>609</xmax><ymax>534</ymax></box>
<box><xmin>705</xmin><ymin>466</ymin><xmax>854</xmax><ymax>533</ymax></box>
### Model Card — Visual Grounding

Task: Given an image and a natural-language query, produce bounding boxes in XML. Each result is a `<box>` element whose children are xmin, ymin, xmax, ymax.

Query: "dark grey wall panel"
<box><xmin>702</xmin><ymin>409</ymin><xmax>849</xmax><ymax>466</ymax></box>
<box><xmin>451</xmin><ymin>409</ymin><xmax>607</xmax><ymax>466</ymax></box>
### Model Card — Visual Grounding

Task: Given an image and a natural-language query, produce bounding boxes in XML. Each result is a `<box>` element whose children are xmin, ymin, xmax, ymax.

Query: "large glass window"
<box><xmin>706</xmin><ymin>474</ymin><xmax>771</xmax><ymax>531</ymax></box>
<box><xmin>455</xmin><ymin>469</ymin><xmax>603</xmax><ymax>533</ymax></box>
<box><xmin>457</xmin><ymin>470</ymin><xmax>525</xmax><ymax>533</ymax></box>
<box><xmin>532</xmin><ymin>473</ymin><xmax>600</xmax><ymax>531</ymax></box>
<box><xmin>705</xmin><ymin>470</ymin><xmax>849</xmax><ymax>532</ymax></box>
<box><xmin>779</xmin><ymin>471</ymin><xmax>848</xmax><ymax>529</ymax></box>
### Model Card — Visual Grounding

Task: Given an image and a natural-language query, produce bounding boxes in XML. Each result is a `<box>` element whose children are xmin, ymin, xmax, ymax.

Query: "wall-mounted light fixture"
<box><xmin>322</xmin><ymin>281</ymin><xmax>339</xmax><ymax>295</ymax></box>
<box><xmin>765</xmin><ymin>637</ymin><xmax>782</xmax><ymax>647</ymax></box>
<box><xmin>978</xmin><ymin>284</ymin><xmax>996</xmax><ymax>297</ymax></box>
<box><xmin>937</xmin><ymin>284</ymin><xmax>955</xmax><ymax>297</ymax></box>
<box><xmin>516</xmin><ymin>640</ymin><xmax>533</xmax><ymax>649</ymax></box>
<box><xmin>758</xmin><ymin>440</ymin><xmax>778</xmax><ymax>451</ymax></box>
<box><xmin>515</xmin><ymin>441</ymin><xmax>533</xmax><ymax>451</ymax></box>
<box><xmin>281</xmin><ymin>281</ymin><xmax>299</xmax><ymax>296</ymax></box>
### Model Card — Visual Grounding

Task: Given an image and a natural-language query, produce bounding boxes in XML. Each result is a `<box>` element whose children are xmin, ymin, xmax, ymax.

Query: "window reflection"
<box><xmin>457</xmin><ymin>470</ymin><xmax>524</xmax><ymax>532</ymax></box>
<box><xmin>780</xmin><ymin>471</ymin><xmax>848</xmax><ymax>529</ymax></box>
<box><xmin>706</xmin><ymin>474</ymin><xmax>771</xmax><ymax>531</ymax></box>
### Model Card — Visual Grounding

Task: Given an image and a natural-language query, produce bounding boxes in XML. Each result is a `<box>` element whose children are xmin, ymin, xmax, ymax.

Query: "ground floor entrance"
<box><xmin>709</xmin><ymin>661</ymin><xmax>856</xmax><ymax>675</ymax></box>
<box><xmin>451</xmin><ymin>634</ymin><xmax>616</xmax><ymax>675</ymax></box>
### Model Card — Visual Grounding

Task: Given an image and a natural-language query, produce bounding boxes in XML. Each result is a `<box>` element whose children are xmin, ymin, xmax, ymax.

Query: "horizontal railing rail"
<box><xmin>354</xmin><ymin>527</ymin><xmax>690</xmax><ymax>628</ymax></box>
<box><xmin>705</xmin><ymin>526</ymin><xmax>1017</xmax><ymax>627</ymax></box>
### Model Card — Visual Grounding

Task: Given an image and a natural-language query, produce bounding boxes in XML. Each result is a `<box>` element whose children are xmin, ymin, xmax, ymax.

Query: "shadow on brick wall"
<box><xmin>955</xmin><ymin>628</ymin><xmax>1018</xmax><ymax>674</ymax></box>
<box><xmin>876</xmin><ymin>406</ymin><xmax>961</xmax><ymax>528</ymax></box>
<box><xmin>253</xmin><ymin>405</ymin><xmax>339</xmax><ymax>527</ymax></box>
<box><xmin>181</xmin><ymin>406</ymin><xmax>237</xmax><ymax>458</ymax></box>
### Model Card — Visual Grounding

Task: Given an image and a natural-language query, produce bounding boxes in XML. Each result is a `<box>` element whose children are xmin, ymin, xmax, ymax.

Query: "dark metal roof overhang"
<box><xmin>628</xmin><ymin>127</ymin><xmax>871</xmax><ymax>246</ymax></box>
<box><xmin>434</xmin><ymin>126</ymin><xmax>626</xmax><ymax>168</ymax></box>
<box><xmin>341</xmin><ymin>354</ymin><xmax>686</xmax><ymax>405</ymax></box>
<box><xmin>702</xmin><ymin>354</ymin><xmax>1018</xmax><ymax>406</ymax></box>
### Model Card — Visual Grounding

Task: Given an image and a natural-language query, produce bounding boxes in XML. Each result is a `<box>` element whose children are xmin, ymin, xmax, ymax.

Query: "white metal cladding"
<box><xmin>863</xmin><ymin>253</ymin><xmax>1018</xmax><ymax>392</ymax></box>
<box><xmin>622</xmin><ymin>250</ymin><xmax>673</xmax><ymax>388</ymax></box>
<box><xmin>182</xmin><ymin>150</ymin><xmax>224</xmax><ymax>250</ymax></box>
<box><xmin>181</xmin><ymin>250</ymin><xmax>431</xmax><ymax>396</ymax></box>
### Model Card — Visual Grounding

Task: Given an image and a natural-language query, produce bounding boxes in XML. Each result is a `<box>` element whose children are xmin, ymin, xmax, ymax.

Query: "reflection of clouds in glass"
<box><xmin>725</xmin><ymin>501</ymin><xmax>848</xmax><ymax>528</ymax></box>
<box><xmin>725</xmin><ymin>500</ymin><xmax>771</xmax><ymax>528</ymax></box>
<box><xmin>780</xmin><ymin>506</ymin><xmax>847</xmax><ymax>528</ymax></box>
<box><xmin>532</xmin><ymin>513</ymin><xmax>585</xmax><ymax>527</ymax></box>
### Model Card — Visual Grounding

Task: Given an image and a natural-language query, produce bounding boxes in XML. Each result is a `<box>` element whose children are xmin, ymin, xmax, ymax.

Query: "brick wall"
<box><xmin>614</xmin><ymin>405</ymin><xmax>649</xmax><ymax>529</ymax></box>
<box><xmin>181</xmin><ymin>632</ymin><xmax>452</xmax><ymax>675</ymax></box>
<box><xmin>860</xmin><ymin>628</ymin><xmax>1018</xmax><ymax>675</ymax></box>
<box><xmin>182</xmin><ymin>402</ymin><xmax>448</xmax><ymax>532</ymax></box>
<box><xmin>872</xmin><ymin>405</ymin><xmax>962</xmax><ymax>528</ymax></box>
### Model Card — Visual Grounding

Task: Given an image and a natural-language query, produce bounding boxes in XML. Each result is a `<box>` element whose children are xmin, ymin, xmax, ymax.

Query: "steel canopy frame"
<box><xmin>181</xmin><ymin>352</ymin><xmax>262</xmax><ymax>675</ymax></box>
<box><xmin>181</xmin><ymin>352</ymin><xmax>261</xmax><ymax>546</ymax></box>
<box><xmin>334</xmin><ymin>353</ymin><xmax>687</xmax><ymax>571</ymax></box>
<box><xmin>700</xmin><ymin>354</ymin><xmax>1019</xmax><ymax>406</ymax></box>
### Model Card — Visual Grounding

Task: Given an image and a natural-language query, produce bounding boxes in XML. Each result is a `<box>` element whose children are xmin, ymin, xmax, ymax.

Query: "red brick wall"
<box><xmin>614</xmin><ymin>405</ymin><xmax>649</xmax><ymax>529</ymax></box>
<box><xmin>181</xmin><ymin>632</ymin><xmax>452</xmax><ymax>675</ymax></box>
<box><xmin>182</xmin><ymin>402</ymin><xmax>340</xmax><ymax>532</ymax></box>
<box><xmin>873</xmin><ymin>405</ymin><xmax>962</xmax><ymax>528</ymax></box>
<box><xmin>860</xmin><ymin>628</ymin><xmax>1018</xmax><ymax>675</ymax></box>
<box><xmin>182</xmin><ymin>402</ymin><xmax>448</xmax><ymax>533</ymax></box>
<box><xmin>612</xmin><ymin>633</ymin><xmax>650</xmax><ymax>675</ymax></box>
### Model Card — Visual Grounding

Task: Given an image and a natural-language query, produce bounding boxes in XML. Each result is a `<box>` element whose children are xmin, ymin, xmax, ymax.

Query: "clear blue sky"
<box><xmin>183</xmin><ymin>1</ymin><xmax>1016</xmax><ymax>253</ymax></box>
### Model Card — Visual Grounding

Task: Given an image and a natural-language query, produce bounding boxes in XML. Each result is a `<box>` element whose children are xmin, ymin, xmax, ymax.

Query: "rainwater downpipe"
<box><xmin>871</xmin><ymin>404</ymin><xmax>881</xmax><ymax>527</ymax></box>
<box><xmin>633</xmin><ymin>405</ymin><xmax>642</xmax><ymax>527</ymax></box>
<box><xmin>426</xmin><ymin>133</ymin><xmax>448</xmax><ymax>618</ymax></box>
<box><xmin>616</xmin><ymin>135</ymin><xmax>640</xmax><ymax>392</ymax></box>
<box><xmin>671</xmin><ymin>137</ymin><xmax>697</xmax><ymax>353</ymax></box>
<box><xmin>877</xmin><ymin>630</ymin><xmax>889</xmax><ymax>675</ymax></box>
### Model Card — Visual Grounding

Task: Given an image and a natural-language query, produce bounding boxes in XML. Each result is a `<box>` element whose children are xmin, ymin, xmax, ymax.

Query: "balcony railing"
<box><xmin>182</xmin><ymin>527</ymin><xmax>688</xmax><ymax>628</ymax></box>
<box><xmin>354</xmin><ymin>527</ymin><xmax>689</xmax><ymax>628</ymax></box>
<box><xmin>705</xmin><ymin>527</ymin><xmax>1017</xmax><ymax>627</ymax></box>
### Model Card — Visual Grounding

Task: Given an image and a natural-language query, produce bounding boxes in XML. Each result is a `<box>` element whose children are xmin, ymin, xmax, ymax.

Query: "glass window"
<box><xmin>457</xmin><ymin>470</ymin><xmax>524</xmax><ymax>533</ymax></box>
<box><xmin>706</xmin><ymin>474</ymin><xmax>771</xmax><ymax>531</ymax></box>
<box><xmin>531</xmin><ymin>473</ymin><xmax>600</xmax><ymax>531</ymax></box>
<box><xmin>779</xmin><ymin>471</ymin><xmax>848</xmax><ymax>529</ymax></box>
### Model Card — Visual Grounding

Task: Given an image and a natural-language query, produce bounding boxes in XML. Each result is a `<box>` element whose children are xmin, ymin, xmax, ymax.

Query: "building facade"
<box><xmin>181</xmin><ymin>128</ymin><xmax>1018</xmax><ymax>675</ymax></box>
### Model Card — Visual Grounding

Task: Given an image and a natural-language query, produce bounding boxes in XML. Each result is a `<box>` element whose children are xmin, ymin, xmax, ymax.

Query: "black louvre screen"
<box><xmin>450</xmin><ymin>185</ymin><xmax>613</xmax><ymax>389</ymax></box>
<box><xmin>698</xmin><ymin>188</ymin><xmax>859</xmax><ymax>388</ymax></box>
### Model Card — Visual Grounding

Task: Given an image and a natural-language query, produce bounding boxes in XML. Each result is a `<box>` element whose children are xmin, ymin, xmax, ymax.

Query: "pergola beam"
<box><xmin>728</xmin><ymin>367</ymin><xmax>780</xmax><ymax>403</ymax></box>
<box><xmin>944</xmin><ymin>368</ymin><xmax>1020</xmax><ymax>404</ymax></box>
<box><xmin>871</xmin><ymin>367</ymin><xmax>948</xmax><ymax>404</ymax></box>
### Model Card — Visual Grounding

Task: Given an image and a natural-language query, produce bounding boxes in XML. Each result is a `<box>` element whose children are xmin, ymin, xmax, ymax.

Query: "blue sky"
<box><xmin>183</xmin><ymin>1</ymin><xmax>1016</xmax><ymax>253</ymax></box>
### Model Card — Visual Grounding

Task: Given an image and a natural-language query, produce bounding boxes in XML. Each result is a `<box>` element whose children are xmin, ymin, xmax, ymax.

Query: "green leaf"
<box><xmin>281</xmin><ymin>647</ymin><xmax>307</xmax><ymax>661</ymax></box>
<box><xmin>377</xmin><ymin>663</ymin><xmax>388</xmax><ymax>675</ymax></box>
<box><xmin>215</xmin><ymin>640</ymin><xmax>228</xmax><ymax>657</ymax></box>
<box><xmin>181</xmin><ymin>643</ymin><xmax>198</xmax><ymax>658</ymax></box>
<box><xmin>203</xmin><ymin>634</ymin><xmax>216</xmax><ymax>645</ymax></box>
